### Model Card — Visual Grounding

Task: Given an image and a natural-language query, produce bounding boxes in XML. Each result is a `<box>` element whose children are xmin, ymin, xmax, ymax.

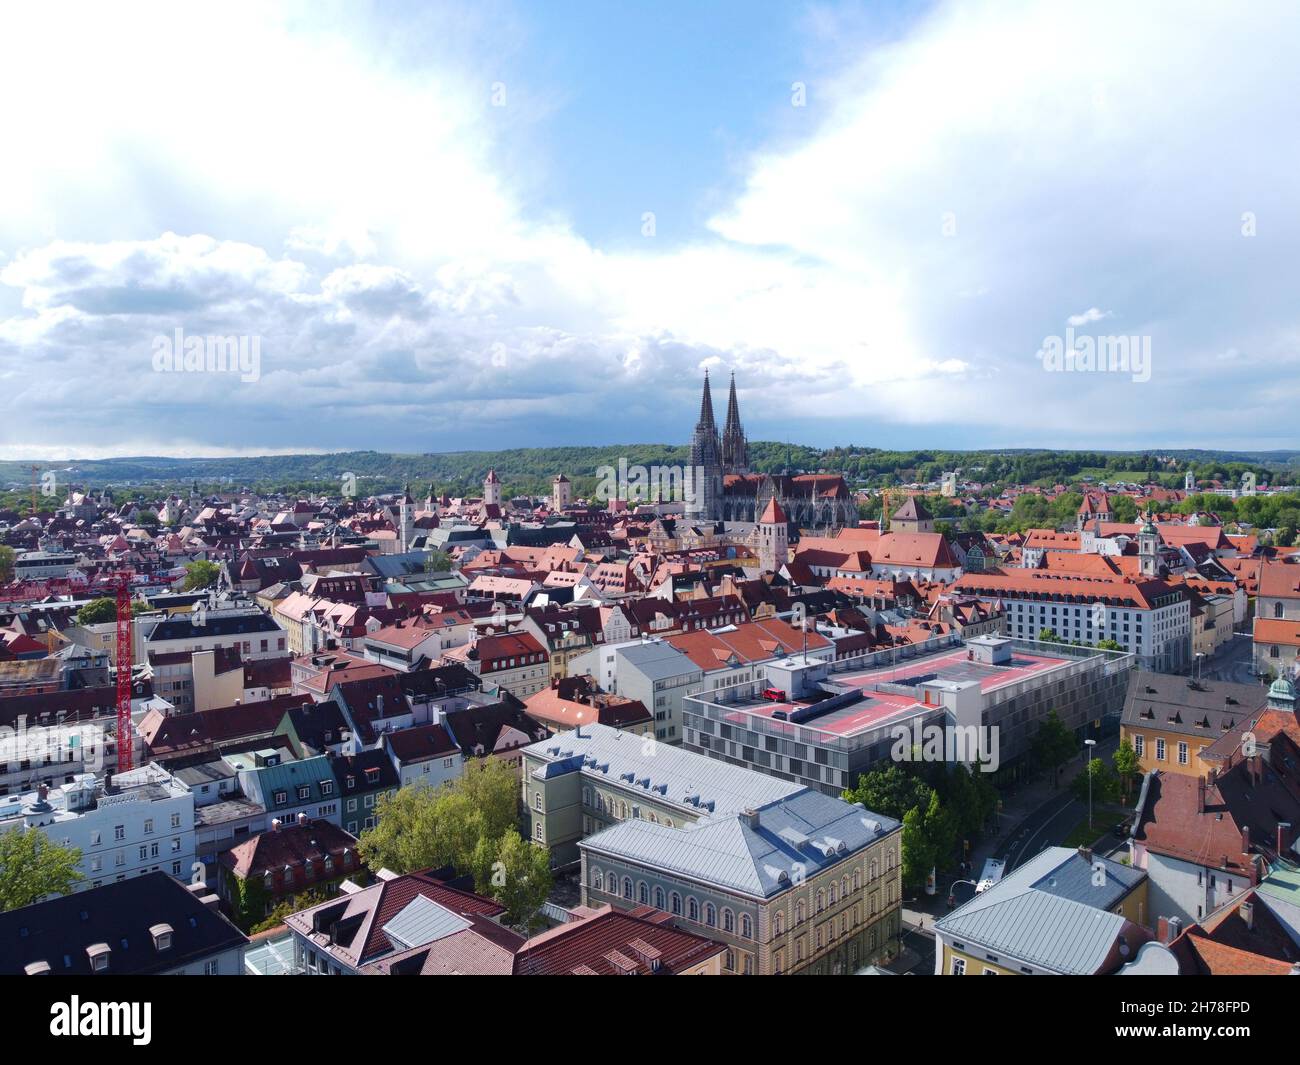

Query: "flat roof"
<box><xmin>710</xmin><ymin>644</ymin><xmax>1079</xmax><ymax>739</ymax></box>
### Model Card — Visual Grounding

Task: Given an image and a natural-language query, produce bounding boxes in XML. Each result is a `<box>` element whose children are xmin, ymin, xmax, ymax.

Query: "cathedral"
<box><xmin>684</xmin><ymin>371</ymin><xmax>855</xmax><ymax>528</ymax></box>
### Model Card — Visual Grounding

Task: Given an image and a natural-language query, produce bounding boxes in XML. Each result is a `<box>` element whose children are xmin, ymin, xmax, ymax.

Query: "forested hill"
<box><xmin>2</xmin><ymin>445</ymin><xmax>1296</xmax><ymax>501</ymax></box>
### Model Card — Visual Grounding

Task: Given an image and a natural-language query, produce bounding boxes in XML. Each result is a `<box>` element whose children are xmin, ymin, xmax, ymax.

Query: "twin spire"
<box><xmin>695</xmin><ymin>369</ymin><xmax>748</xmax><ymax>471</ymax></box>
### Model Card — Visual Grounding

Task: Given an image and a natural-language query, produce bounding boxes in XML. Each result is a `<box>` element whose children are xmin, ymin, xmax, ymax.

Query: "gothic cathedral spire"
<box><xmin>721</xmin><ymin>372</ymin><xmax>748</xmax><ymax>471</ymax></box>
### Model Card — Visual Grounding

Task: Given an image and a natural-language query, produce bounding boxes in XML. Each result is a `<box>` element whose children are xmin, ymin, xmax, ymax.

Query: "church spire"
<box><xmin>721</xmin><ymin>372</ymin><xmax>748</xmax><ymax>470</ymax></box>
<box><xmin>698</xmin><ymin>368</ymin><xmax>718</xmax><ymax>430</ymax></box>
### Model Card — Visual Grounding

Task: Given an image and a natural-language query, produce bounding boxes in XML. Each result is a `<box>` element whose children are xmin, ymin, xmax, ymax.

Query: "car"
<box><xmin>761</xmin><ymin>687</ymin><xmax>786</xmax><ymax>702</ymax></box>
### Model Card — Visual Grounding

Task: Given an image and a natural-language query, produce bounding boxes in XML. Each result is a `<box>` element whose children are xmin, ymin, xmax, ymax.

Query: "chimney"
<box><xmin>271</xmin><ymin>818</ymin><xmax>281</xmax><ymax>831</ymax></box>
<box><xmin>1167</xmin><ymin>916</ymin><xmax>1183</xmax><ymax>942</ymax></box>
<box><xmin>297</xmin><ymin>812</ymin><xmax>308</xmax><ymax>827</ymax></box>
<box><xmin>1157</xmin><ymin>916</ymin><xmax>1169</xmax><ymax>943</ymax></box>
<box><xmin>1197</xmin><ymin>775</ymin><xmax>1206</xmax><ymax>814</ymax></box>
<box><xmin>36</xmin><ymin>783</ymin><xmax>48</xmax><ymax>802</ymax></box>
<box><xmin>1078</xmin><ymin>845</ymin><xmax>1092</xmax><ymax>865</ymax></box>
<box><xmin>1279</xmin><ymin>822</ymin><xmax>1292</xmax><ymax>856</ymax></box>
<box><xmin>1242</xmin><ymin>826</ymin><xmax>1251</xmax><ymax>853</ymax></box>
<box><xmin>1240</xmin><ymin>901</ymin><xmax>1254</xmax><ymax>931</ymax></box>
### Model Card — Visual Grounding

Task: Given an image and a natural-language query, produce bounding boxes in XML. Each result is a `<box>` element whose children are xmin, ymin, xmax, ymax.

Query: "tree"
<box><xmin>0</xmin><ymin>827</ymin><xmax>84</xmax><ymax>910</ymax></box>
<box><xmin>76</xmin><ymin>597</ymin><xmax>118</xmax><ymax>625</ymax></box>
<box><xmin>842</xmin><ymin>764</ymin><xmax>933</xmax><ymax>822</ymax></box>
<box><xmin>1097</xmin><ymin>639</ymin><xmax>1123</xmax><ymax>652</ymax></box>
<box><xmin>1113</xmin><ymin>738</ymin><xmax>1140</xmax><ymax>801</ymax></box>
<box><xmin>182</xmin><ymin>560</ymin><xmax>221</xmax><ymax>591</ymax></box>
<box><xmin>424</xmin><ymin>550</ymin><xmax>454</xmax><ymax>573</ymax></box>
<box><xmin>0</xmin><ymin>545</ymin><xmax>14</xmax><ymax>584</ymax></box>
<box><xmin>1072</xmin><ymin>757</ymin><xmax>1120</xmax><ymax>805</ymax></box>
<box><xmin>473</xmin><ymin>829</ymin><xmax>552</xmax><ymax>932</ymax></box>
<box><xmin>358</xmin><ymin>758</ymin><xmax>519</xmax><ymax>876</ymax></box>
<box><xmin>1031</xmin><ymin>710</ymin><xmax>1078</xmax><ymax>787</ymax></box>
<box><xmin>900</xmin><ymin>807</ymin><xmax>935</xmax><ymax>891</ymax></box>
<box><xmin>1038</xmin><ymin>628</ymin><xmax>1062</xmax><ymax>643</ymax></box>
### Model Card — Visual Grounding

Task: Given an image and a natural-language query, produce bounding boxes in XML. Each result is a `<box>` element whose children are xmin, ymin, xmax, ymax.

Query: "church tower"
<box><xmin>685</xmin><ymin>371</ymin><xmax>723</xmax><ymax>522</ymax></box>
<box><xmin>1138</xmin><ymin>510</ymin><xmax>1159</xmax><ymax>577</ymax></box>
<box><xmin>483</xmin><ymin>469</ymin><xmax>501</xmax><ymax>508</ymax></box>
<box><xmin>757</xmin><ymin>496</ymin><xmax>789</xmax><ymax>573</ymax></box>
<box><xmin>721</xmin><ymin>372</ymin><xmax>748</xmax><ymax>472</ymax></box>
<box><xmin>552</xmin><ymin>474</ymin><xmax>571</xmax><ymax>512</ymax></box>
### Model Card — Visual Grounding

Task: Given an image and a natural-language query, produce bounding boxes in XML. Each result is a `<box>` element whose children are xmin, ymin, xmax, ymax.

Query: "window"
<box><xmin>688</xmin><ymin>897</ymin><xmax>699</xmax><ymax>921</ymax></box>
<box><xmin>670</xmin><ymin>891</ymin><xmax>681</xmax><ymax>915</ymax></box>
<box><xmin>741</xmin><ymin>914</ymin><xmax>753</xmax><ymax>939</ymax></box>
<box><xmin>1178</xmin><ymin>742</ymin><xmax>1189</xmax><ymax>766</ymax></box>
<box><xmin>655</xmin><ymin>887</ymin><xmax>666</xmax><ymax>910</ymax></box>
<box><xmin>1155</xmin><ymin>738</ymin><xmax>1166</xmax><ymax>761</ymax></box>
<box><xmin>1133</xmin><ymin>734</ymin><xmax>1144</xmax><ymax>757</ymax></box>
<box><xmin>623</xmin><ymin>877</ymin><xmax>633</xmax><ymax>900</ymax></box>
<box><xmin>951</xmin><ymin>956</ymin><xmax>966</xmax><ymax>975</ymax></box>
<box><xmin>723</xmin><ymin>908</ymin><xmax>735</xmax><ymax>933</ymax></box>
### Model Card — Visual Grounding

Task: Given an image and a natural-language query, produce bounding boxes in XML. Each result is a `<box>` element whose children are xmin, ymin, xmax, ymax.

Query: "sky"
<box><xmin>1</xmin><ymin>0</ymin><xmax>1298</xmax><ymax>461</ymax></box>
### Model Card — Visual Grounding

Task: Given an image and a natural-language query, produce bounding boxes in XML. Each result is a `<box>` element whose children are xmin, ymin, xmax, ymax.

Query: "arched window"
<box><xmin>623</xmin><ymin>877</ymin><xmax>633</xmax><ymax>900</ymax></box>
<box><xmin>638</xmin><ymin>881</ymin><xmax>649</xmax><ymax>905</ymax></box>
<box><xmin>741</xmin><ymin>914</ymin><xmax>753</xmax><ymax>939</ymax></box>
<box><xmin>852</xmin><ymin>870</ymin><xmax>861</xmax><ymax>892</ymax></box>
<box><xmin>688</xmin><ymin>897</ymin><xmax>699</xmax><ymax>921</ymax></box>
<box><xmin>774</xmin><ymin>911</ymin><xmax>785</xmax><ymax>935</ymax></box>
<box><xmin>723</xmin><ymin>908</ymin><xmax>735</xmax><ymax>933</ymax></box>
<box><xmin>842</xmin><ymin>875</ymin><xmax>849</xmax><ymax>898</ymax></box>
<box><xmin>816</xmin><ymin>889</ymin><xmax>825</xmax><ymax>913</ymax></box>
<box><xmin>670</xmin><ymin>891</ymin><xmax>682</xmax><ymax>915</ymax></box>
<box><xmin>654</xmin><ymin>886</ymin><xmax>665</xmax><ymax>910</ymax></box>
<box><xmin>829</xmin><ymin>884</ymin><xmax>837</xmax><ymax>905</ymax></box>
<box><xmin>795</xmin><ymin>900</ymin><xmax>806</xmax><ymax>925</ymax></box>
<box><xmin>592</xmin><ymin>868</ymin><xmax>603</xmax><ymax>892</ymax></box>
<box><xmin>705</xmin><ymin>903</ymin><xmax>717</xmax><ymax>927</ymax></box>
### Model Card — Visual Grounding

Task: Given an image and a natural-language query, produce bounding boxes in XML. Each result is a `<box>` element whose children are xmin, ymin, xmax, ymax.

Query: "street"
<box><xmin>1198</xmin><ymin>630</ymin><xmax>1260</xmax><ymax>686</ymax></box>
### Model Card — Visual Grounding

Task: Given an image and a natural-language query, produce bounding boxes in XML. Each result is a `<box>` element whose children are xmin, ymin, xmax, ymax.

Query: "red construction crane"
<box><xmin>0</xmin><ymin>568</ymin><xmax>136</xmax><ymax>771</ymax></box>
<box><xmin>110</xmin><ymin>570</ymin><xmax>134</xmax><ymax>773</ymax></box>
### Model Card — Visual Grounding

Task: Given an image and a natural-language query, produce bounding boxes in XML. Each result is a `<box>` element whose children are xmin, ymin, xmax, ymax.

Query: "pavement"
<box><xmin>897</xmin><ymin>737</ymin><xmax>1129</xmax><ymax>968</ymax></box>
<box><xmin>1199</xmin><ymin>630</ymin><xmax>1261</xmax><ymax>686</ymax></box>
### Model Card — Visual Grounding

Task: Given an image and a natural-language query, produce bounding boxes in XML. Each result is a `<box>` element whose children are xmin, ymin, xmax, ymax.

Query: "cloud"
<box><xmin>1</xmin><ymin>1</ymin><xmax>1299</xmax><ymax>457</ymax></box>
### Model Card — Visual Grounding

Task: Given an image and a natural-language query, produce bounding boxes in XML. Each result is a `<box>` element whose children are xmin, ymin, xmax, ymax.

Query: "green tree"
<box><xmin>842</xmin><ymin>764</ymin><xmax>933</xmax><ymax>822</ymax></box>
<box><xmin>358</xmin><ymin>758</ymin><xmax>519</xmax><ymax>876</ymax></box>
<box><xmin>424</xmin><ymin>550</ymin><xmax>454</xmax><ymax>573</ymax></box>
<box><xmin>1038</xmin><ymin>628</ymin><xmax>1062</xmax><ymax>643</ymax></box>
<box><xmin>182</xmin><ymin>560</ymin><xmax>221</xmax><ymax>591</ymax></box>
<box><xmin>1112</xmin><ymin>738</ymin><xmax>1140</xmax><ymax>801</ymax></box>
<box><xmin>0</xmin><ymin>545</ymin><xmax>14</xmax><ymax>584</ymax></box>
<box><xmin>473</xmin><ymin>829</ymin><xmax>552</xmax><ymax>932</ymax></box>
<box><xmin>0</xmin><ymin>827</ymin><xmax>84</xmax><ymax>910</ymax></box>
<box><xmin>1031</xmin><ymin>710</ymin><xmax>1078</xmax><ymax>787</ymax></box>
<box><xmin>76</xmin><ymin>597</ymin><xmax>117</xmax><ymax>625</ymax></box>
<box><xmin>900</xmin><ymin>807</ymin><xmax>935</xmax><ymax>891</ymax></box>
<box><xmin>1097</xmin><ymin>639</ymin><xmax>1123</xmax><ymax>652</ymax></box>
<box><xmin>1072</xmin><ymin>757</ymin><xmax>1120</xmax><ymax>805</ymax></box>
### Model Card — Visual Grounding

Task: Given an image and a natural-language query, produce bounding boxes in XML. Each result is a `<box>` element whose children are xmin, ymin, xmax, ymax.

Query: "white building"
<box><xmin>0</xmin><ymin>764</ymin><xmax>196</xmax><ymax>894</ymax></box>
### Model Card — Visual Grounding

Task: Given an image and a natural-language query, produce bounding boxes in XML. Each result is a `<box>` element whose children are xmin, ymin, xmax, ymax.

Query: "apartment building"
<box><xmin>0</xmin><ymin>763</ymin><xmax>196</xmax><ymax>893</ymax></box>
<box><xmin>522</xmin><ymin>723</ymin><xmax>903</xmax><ymax>975</ymax></box>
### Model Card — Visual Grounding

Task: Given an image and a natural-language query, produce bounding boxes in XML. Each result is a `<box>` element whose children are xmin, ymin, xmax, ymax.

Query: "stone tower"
<box><xmin>721</xmin><ymin>372</ymin><xmax>748</xmax><ymax>472</ymax></box>
<box><xmin>552</xmin><ymin>474</ymin><xmax>571</xmax><ymax>512</ymax></box>
<box><xmin>685</xmin><ymin>370</ymin><xmax>723</xmax><ymax>522</ymax></box>
<box><xmin>1138</xmin><ymin>511</ymin><xmax>1159</xmax><ymax>577</ymax></box>
<box><xmin>757</xmin><ymin>495</ymin><xmax>789</xmax><ymax>573</ymax></box>
<box><xmin>483</xmin><ymin>469</ymin><xmax>501</xmax><ymax>508</ymax></box>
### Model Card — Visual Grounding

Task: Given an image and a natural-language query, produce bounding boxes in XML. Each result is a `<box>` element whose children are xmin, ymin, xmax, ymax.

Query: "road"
<box><xmin>998</xmin><ymin>790</ymin><xmax>1084</xmax><ymax>870</ymax></box>
<box><xmin>1199</xmin><ymin>630</ymin><xmax>1259</xmax><ymax>686</ymax></box>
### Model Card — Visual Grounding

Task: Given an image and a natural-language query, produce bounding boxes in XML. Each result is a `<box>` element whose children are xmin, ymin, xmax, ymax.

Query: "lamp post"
<box><xmin>1084</xmin><ymin>737</ymin><xmax>1097</xmax><ymax>831</ymax></box>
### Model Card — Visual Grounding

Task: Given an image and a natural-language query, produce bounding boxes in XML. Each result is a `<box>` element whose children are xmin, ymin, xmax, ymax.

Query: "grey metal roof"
<box><xmin>582</xmin><ymin>788</ymin><xmax>899</xmax><ymax>899</ymax></box>
<box><xmin>523</xmin><ymin>722</ymin><xmax>799</xmax><ymax>817</ymax></box>
<box><xmin>934</xmin><ymin>847</ymin><xmax>1142</xmax><ymax>974</ymax></box>
<box><xmin>617</xmin><ymin>641</ymin><xmax>701</xmax><ymax>682</ymax></box>
<box><xmin>382</xmin><ymin>895</ymin><xmax>471</xmax><ymax>950</ymax></box>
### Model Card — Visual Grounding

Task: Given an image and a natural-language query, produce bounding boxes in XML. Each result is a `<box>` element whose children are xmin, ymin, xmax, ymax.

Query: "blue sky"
<box><xmin>1</xmin><ymin>1</ymin><xmax>1298</xmax><ymax>460</ymax></box>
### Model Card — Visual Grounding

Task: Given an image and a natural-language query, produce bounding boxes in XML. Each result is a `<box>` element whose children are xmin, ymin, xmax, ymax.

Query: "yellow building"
<box><xmin>1120</xmin><ymin>669</ymin><xmax>1267</xmax><ymax>778</ymax></box>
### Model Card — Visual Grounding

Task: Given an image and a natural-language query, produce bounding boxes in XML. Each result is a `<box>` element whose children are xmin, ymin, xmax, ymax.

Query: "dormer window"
<box><xmin>150</xmin><ymin>923</ymin><xmax>174</xmax><ymax>951</ymax></box>
<box><xmin>87</xmin><ymin>943</ymin><xmax>111</xmax><ymax>972</ymax></box>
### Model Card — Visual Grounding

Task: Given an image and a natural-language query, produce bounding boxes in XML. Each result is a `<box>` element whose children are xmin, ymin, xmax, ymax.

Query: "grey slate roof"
<box><xmin>934</xmin><ymin>846</ymin><xmax>1145</xmax><ymax>974</ymax></box>
<box><xmin>524</xmin><ymin>722</ymin><xmax>799</xmax><ymax>818</ymax></box>
<box><xmin>583</xmin><ymin>789</ymin><xmax>899</xmax><ymax>899</ymax></box>
<box><xmin>618</xmin><ymin>641</ymin><xmax>701</xmax><ymax>682</ymax></box>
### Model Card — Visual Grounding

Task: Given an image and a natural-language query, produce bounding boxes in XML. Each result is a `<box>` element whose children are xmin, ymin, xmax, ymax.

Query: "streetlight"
<box><xmin>1084</xmin><ymin>738</ymin><xmax>1097</xmax><ymax>831</ymax></box>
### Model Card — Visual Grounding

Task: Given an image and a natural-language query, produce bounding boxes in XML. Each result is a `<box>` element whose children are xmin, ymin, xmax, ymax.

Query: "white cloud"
<box><xmin>1</xmin><ymin>0</ymin><xmax>1299</xmax><ymax>456</ymax></box>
